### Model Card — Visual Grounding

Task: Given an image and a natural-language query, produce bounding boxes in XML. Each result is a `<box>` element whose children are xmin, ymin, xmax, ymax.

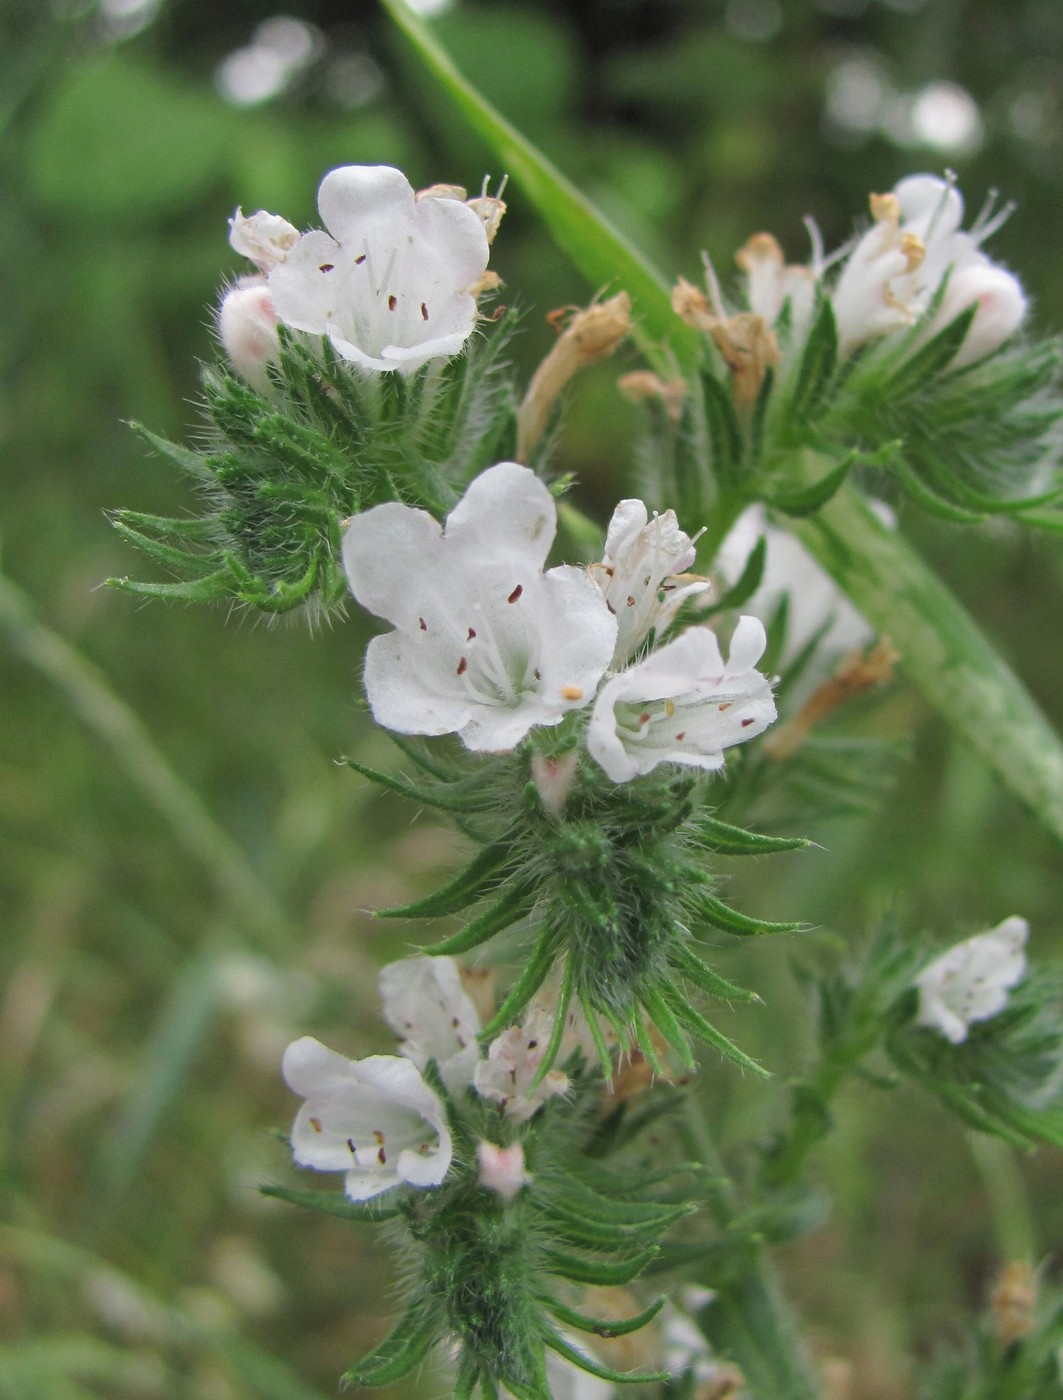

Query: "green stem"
<box><xmin>683</xmin><ymin>1098</ymin><xmax>821</xmax><ymax>1400</ymax></box>
<box><xmin>0</xmin><ymin>572</ymin><xmax>290</xmax><ymax>947</ymax></box>
<box><xmin>791</xmin><ymin>486</ymin><xmax>1063</xmax><ymax>847</ymax></box>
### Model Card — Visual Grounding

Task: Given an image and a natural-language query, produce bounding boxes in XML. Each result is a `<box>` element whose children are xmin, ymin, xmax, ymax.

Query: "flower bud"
<box><xmin>531</xmin><ymin>750</ymin><xmax>579</xmax><ymax>818</ymax></box>
<box><xmin>940</xmin><ymin>262</ymin><xmax>1027</xmax><ymax>368</ymax></box>
<box><xmin>476</xmin><ymin>1141</ymin><xmax>531</xmax><ymax>1203</ymax></box>
<box><xmin>217</xmin><ymin>282</ymin><xmax>281</xmax><ymax>393</ymax></box>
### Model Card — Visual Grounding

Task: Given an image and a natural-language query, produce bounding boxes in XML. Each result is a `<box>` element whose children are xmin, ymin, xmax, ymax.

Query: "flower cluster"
<box><xmin>342</xmin><ymin>461</ymin><xmax>776</xmax><ymax>783</ymax></box>
<box><xmin>913</xmin><ymin>916</ymin><xmax>1029</xmax><ymax>1045</ymax></box>
<box><xmin>284</xmin><ymin>956</ymin><xmax>568</xmax><ymax>1202</ymax></box>
<box><xmin>219</xmin><ymin>164</ymin><xmax>499</xmax><ymax>386</ymax></box>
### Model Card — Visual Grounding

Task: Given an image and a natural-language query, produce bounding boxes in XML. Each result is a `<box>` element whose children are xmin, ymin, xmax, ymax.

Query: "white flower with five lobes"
<box><xmin>914</xmin><ymin>916</ymin><xmax>1029</xmax><ymax>1045</ymax></box>
<box><xmin>590</xmin><ymin>499</ymin><xmax>709</xmax><ymax>666</ymax></box>
<box><xmin>229</xmin><ymin>208</ymin><xmax>300</xmax><ymax>271</ymax></box>
<box><xmin>474</xmin><ymin>1007</ymin><xmax>570</xmax><ymax>1123</ymax></box>
<box><xmin>830</xmin><ymin>173</ymin><xmax>1027</xmax><ymax>359</ymax></box>
<box><xmin>282</xmin><ymin>1037</ymin><xmax>452</xmax><ymax>1200</ymax></box>
<box><xmin>265</xmin><ymin>164</ymin><xmax>491</xmax><ymax>373</ymax></box>
<box><xmin>378</xmin><ymin>955</ymin><xmax>481</xmax><ymax>1095</ymax></box>
<box><xmin>342</xmin><ymin>463</ymin><xmax>617</xmax><ymax>754</ymax></box>
<box><xmin>586</xmin><ymin>617</ymin><xmax>776</xmax><ymax>784</ymax></box>
<box><xmin>217</xmin><ymin>280</ymin><xmax>281</xmax><ymax>393</ymax></box>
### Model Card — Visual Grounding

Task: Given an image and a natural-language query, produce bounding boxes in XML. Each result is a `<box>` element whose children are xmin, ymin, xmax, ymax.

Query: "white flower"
<box><xmin>914</xmin><ymin>916</ymin><xmax>1029</xmax><ymax>1044</ymax></box>
<box><xmin>474</xmin><ymin>1007</ymin><xmax>569</xmax><ymax>1123</ymax></box>
<box><xmin>715</xmin><ymin>504</ymin><xmax>876</xmax><ymax>669</ymax></box>
<box><xmin>266</xmin><ymin>164</ymin><xmax>490</xmax><ymax>373</ymax></box>
<box><xmin>831</xmin><ymin>174</ymin><xmax>1027</xmax><ymax>360</ymax></box>
<box><xmin>343</xmin><ymin>463</ymin><xmax>618</xmax><ymax>753</ymax></box>
<box><xmin>282</xmin><ymin>1037</ymin><xmax>452</xmax><ymax>1200</ymax></box>
<box><xmin>229</xmin><ymin>208</ymin><xmax>300</xmax><ymax>271</ymax></box>
<box><xmin>586</xmin><ymin>617</ymin><xmax>776</xmax><ymax>784</ymax></box>
<box><xmin>217</xmin><ymin>280</ymin><xmax>281</xmax><ymax>392</ymax></box>
<box><xmin>590</xmin><ymin>499</ymin><xmax>709</xmax><ymax>665</ymax></box>
<box><xmin>379</xmin><ymin>955</ymin><xmax>481</xmax><ymax>1095</ymax></box>
<box><xmin>476</xmin><ymin>1141</ymin><xmax>532</xmax><ymax>1202</ymax></box>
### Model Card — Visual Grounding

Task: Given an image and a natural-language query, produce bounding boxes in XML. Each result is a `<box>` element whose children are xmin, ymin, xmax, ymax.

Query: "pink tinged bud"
<box><xmin>943</xmin><ymin>263</ymin><xmax>1028</xmax><ymax>368</ymax></box>
<box><xmin>218</xmin><ymin>283</ymin><xmax>281</xmax><ymax>393</ymax></box>
<box><xmin>531</xmin><ymin>750</ymin><xmax>579</xmax><ymax>818</ymax></box>
<box><xmin>476</xmin><ymin>1141</ymin><xmax>531</xmax><ymax>1203</ymax></box>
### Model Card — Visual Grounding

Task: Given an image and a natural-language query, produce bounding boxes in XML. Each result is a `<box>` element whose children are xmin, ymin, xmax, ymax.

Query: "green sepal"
<box><xmin>541</xmin><ymin>1173</ymin><xmax>693</xmax><ymax>1230</ymax></box>
<box><xmin>701</xmin><ymin>370</ymin><xmax>744</xmax><ymax>489</ymax></box>
<box><xmin>130</xmin><ymin>421</ymin><xmax>214</xmax><ymax>483</ymax></box>
<box><xmin>692</xmin><ymin>889</ymin><xmax>806</xmax><ymax>937</ymax></box>
<box><xmin>342</xmin><ymin>1292</ymin><xmax>443</xmax><ymax>1387</ymax></box>
<box><xmin>789</xmin><ymin>294</ymin><xmax>837</xmax><ymax>420</ymax></box>
<box><xmin>539</xmin><ymin>1197</ymin><xmax>682</xmax><ymax>1249</ymax></box>
<box><xmin>693</xmin><ymin>815</ymin><xmax>810</xmax><ymax>856</ymax></box>
<box><xmin>767</xmin><ymin>455</ymin><xmax>854</xmax><ymax>517</ymax></box>
<box><xmin>701</xmin><ymin>535</ymin><xmax>765</xmax><ymax>616</ymax></box>
<box><xmin>882</xmin><ymin>304</ymin><xmax>977</xmax><ymax>396</ymax></box>
<box><xmin>374</xmin><ymin>834</ymin><xmax>517</xmax><ymax>919</ymax></box>
<box><xmin>542</xmin><ymin>1325</ymin><xmax>669</xmax><ymax>1385</ymax></box>
<box><xmin>661</xmin><ymin>986</ymin><xmax>768</xmax><ymax>1077</ymax></box>
<box><xmin>106</xmin><ymin>570</ymin><xmax>235</xmax><ymax>602</ymax></box>
<box><xmin>538</xmin><ymin>1291</ymin><xmax>666</xmax><ymax>1339</ymax></box>
<box><xmin>640</xmin><ymin>985</ymin><xmax>694</xmax><ymax>1065</ymax></box>
<box><xmin>259</xmin><ymin>1184</ymin><xmax>401</xmax><ymax>1222</ymax></box>
<box><xmin>341</xmin><ymin>755</ymin><xmax>496</xmax><ymax>815</ymax></box>
<box><xmin>540</xmin><ymin>1243</ymin><xmax>661</xmax><ymax>1287</ymax></box>
<box><xmin>528</xmin><ymin>956</ymin><xmax>574</xmax><ymax>1087</ymax></box>
<box><xmin>479</xmin><ymin>926</ymin><xmax>563</xmax><ymax>1039</ymax></box>
<box><xmin>110</xmin><ymin>508</ymin><xmax>221</xmax><ymax>544</ymax></box>
<box><xmin>424</xmin><ymin>881</ymin><xmax>538</xmax><ymax>956</ymax></box>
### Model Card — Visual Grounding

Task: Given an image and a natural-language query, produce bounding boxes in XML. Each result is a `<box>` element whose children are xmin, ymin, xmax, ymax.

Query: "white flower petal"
<box><xmin>379</xmin><ymin>956</ymin><xmax>481</xmax><ymax>1094</ymax></box>
<box><xmin>344</xmin><ymin>465</ymin><xmax>616</xmax><ymax>752</ymax></box>
<box><xmin>282</xmin><ymin>1038</ymin><xmax>452</xmax><ymax>1198</ymax></box>
<box><xmin>587</xmin><ymin>621</ymin><xmax>776</xmax><ymax>784</ymax></box>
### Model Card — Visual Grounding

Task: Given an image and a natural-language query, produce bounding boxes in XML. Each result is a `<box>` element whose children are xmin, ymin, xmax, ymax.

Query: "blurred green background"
<box><xmin>3</xmin><ymin>0</ymin><xmax>1063</xmax><ymax>1395</ymax></box>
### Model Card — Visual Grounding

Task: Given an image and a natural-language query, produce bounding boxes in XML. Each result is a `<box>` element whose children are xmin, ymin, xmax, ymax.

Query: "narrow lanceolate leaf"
<box><xmin>540</xmin><ymin>1244</ymin><xmax>661</xmax><ymax>1288</ymax></box>
<box><xmin>693</xmin><ymin>891</ymin><xmax>806</xmax><ymax>938</ymax></box>
<box><xmin>701</xmin><ymin>371</ymin><xmax>744</xmax><ymax>489</ymax></box>
<box><xmin>539</xmin><ymin>1291</ymin><xmax>666</xmax><ymax>1339</ymax></box>
<box><xmin>694</xmin><ymin>815</ymin><xmax>810</xmax><ymax>857</ymax></box>
<box><xmin>379</xmin><ymin>0</ymin><xmax>700</xmax><ymax>375</ymax></box>
<box><xmin>768</xmin><ymin>455</ymin><xmax>854</xmax><ymax>517</ymax></box>
<box><xmin>542</xmin><ymin>1326</ymin><xmax>668</xmax><ymax>1385</ymax></box>
<box><xmin>341</xmin><ymin>755</ymin><xmax>495</xmax><ymax>814</ymax></box>
<box><xmin>386</xmin><ymin>2</ymin><xmax>1063</xmax><ymax>851</ymax></box>
<box><xmin>259</xmin><ymin>1184</ymin><xmax>401</xmax><ymax>1222</ymax></box>
<box><xmin>478</xmin><ymin>926</ymin><xmax>562</xmax><ymax>1039</ymax></box>
<box><xmin>374</xmin><ymin>833</ymin><xmax>518</xmax><ymax>918</ymax></box>
<box><xmin>882</xmin><ymin>305</ymin><xmax>977</xmax><ymax>397</ymax></box>
<box><xmin>130</xmin><ymin>422</ymin><xmax>213</xmax><ymax>482</ymax></box>
<box><xmin>704</xmin><ymin>535</ymin><xmax>766</xmax><ymax>617</ymax></box>
<box><xmin>789</xmin><ymin>296</ymin><xmax>837</xmax><ymax>421</ymax></box>
<box><xmin>671</xmin><ymin>943</ymin><xmax>759</xmax><ymax>1003</ymax></box>
<box><xmin>423</xmin><ymin>880</ymin><xmax>537</xmax><ymax>956</ymax></box>
<box><xmin>662</xmin><ymin>986</ymin><xmax>768</xmax><ymax>1077</ymax></box>
<box><xmin>343</xmin><ymin>1295</ymin><xmax>442</xmax><ymax>1387</ymax></box>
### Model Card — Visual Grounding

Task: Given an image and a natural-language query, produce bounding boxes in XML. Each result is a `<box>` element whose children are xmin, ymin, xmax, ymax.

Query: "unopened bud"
<box><xmin>943</xmin><ymin>263</ymin><xmax>1027</xmax><ymax>368</ymax></box>
<box><xmin>218</xmin><ymin>281</ymin><xmax>281</xmax><ymax>393</ymax></box>
<box><xmin>531</xmin><ymin>750</ymin><xmax>579</xmax><ymax>818</ymax></box>
<box><xmin>516</xmin><ymin>292</ymin><xmax>632</xmax><ymax>462</ymax></box>
<box><xmin>671</xmin><ymin>276</ymin><xmax>717</xmax><ymax>332</ymax></box>
<box><xmin>476</xmin><ymin>1141</ymin><xmax>531</xmax><ymax>1203</ymax></box>
<box><xmin>709</xmin><ymin>312</ymin><xmax>780</xmax><ymax>411</ymax></box>
<box><xmin>229</xmin><ymin>209</ymin><xmax>299</xmax><ymax>272</ymax></box>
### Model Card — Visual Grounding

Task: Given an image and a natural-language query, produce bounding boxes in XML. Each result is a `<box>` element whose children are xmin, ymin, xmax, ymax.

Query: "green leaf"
<box><xmin>540</xmin><ymin>1244</ymin><xmax>661</xmax><ymax>1287</ymax></box>
<box><xmin>694</xmin><ymin>815</ymin><xmax>810</xmax><ymax>856</ymax></box>
<box><xmin>671</xmin><ymin>944</ymin><xmax>759</xmax><ymax>1003</ymax></box>
<box><xmin>343</xmin><ymin>1294</ymin><xmax>442</xmax><ymax>1387</ymax></box>
<box><xmin>341</xmin><ymin>755</ymin><xmax>495</xmax><ymax>815</ymax></box>
<box><xmin>542</xmin><ymin>1326</ymin><xmax>668</xmax><ymax>1385</ymax></box>
<box><xmin>767</xmin><ymin>455</ymin><xmax>854</xmax><ymax>517</ymax></box>
<box><xmin>703</xmin><ymin>535</ymin><xmax>765</xmax><ymax>616</ymax></box>
<box><xmin>692</xmin><ymin>890</ymin><xmax>805</xmax><ymax>938</ymax></box>
<box><xmin>106</xmin><ymin>571</ymin><xmax>235</xmax><ymax>603</ymax></box>
<box><xmin>701</xmin><ymin>371</ymin><xmax>744</xmax><ymax>489</ymax></box>
<box><xmin>479</xmin><ymin>926</ymin><xmax>562</xmax><ymax>1038</ymax></box>
<box><xmin>882</xmin><ymin>304</ymin><xmax>977</xmax><ymax>396</ymax></box>
<box><xmin>380</xmin><ymin>0</ymin><xmax>700</xmax><ymax>375</ymax></box>
<box><xmin>374</xmin><ymin>833</ymin><xmax>518</xmax><ymax>918</ymax></box>
<box><xmin>662</xmin><ymin>986</ymin><xmax>768</xmax><ymax>1077</ymax></box>
<box><xmin>424</xmin><ymin>880</ymin><xmax>537</xmax><ymax>956</ymax></box>
<box><xmin>539</xmin><ymin>1291</ymin><xmax>666</xmax><ymax>1339</ymax></box>
<box><xmin>789</xmin><ymin>295</ymin><xmax>838</xmax><ymax>421</ymax></box>
<box><xmin>259</xmin><ymin>1184</ymin><xmax>401</xmax><ymax>1222</ymax></box>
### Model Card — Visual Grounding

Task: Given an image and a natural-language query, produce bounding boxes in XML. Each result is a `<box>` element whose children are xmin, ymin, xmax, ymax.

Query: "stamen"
<box><xmin>388</xmin><ymin>294</ymin><xmax>397</xmax><ymax>312</ymax></box>
<box><xmin>508</xmin><ymin>585</ymin><xmax>523</xmax><ymax>603</ymax></box>
<box><xmin>319</xmin><ymin>263</ymin><xmax>334</xmax><ymax>273</ymax></box>
<box><xmin>419</xmin><ymin>617</ymin><xmax>428</xmax><ymax>631</ymax></box>
<box><xmin>421</xmin><ymin>302</ymin><xmax>429</xmax><ymax>321</ymax></box>
<box><xmin>457</xmin><ymin>656</ymin><xmax>468</xmax><ymax>675</ymax></box>
<box><xmin>310</xmin><ymin>1117</ymin><xmax>322</xmax><ymax>1133</ymax></box>
<box><xmin>561</xmin><ymin>685</ymin><xmax>583</xmax><ymax>700</ymax></box>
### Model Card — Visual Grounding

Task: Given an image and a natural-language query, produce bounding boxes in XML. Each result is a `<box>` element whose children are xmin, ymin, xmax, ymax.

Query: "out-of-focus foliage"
<box><xmin>3</xmin><ymin>2</ymin><xmax>1063</xmax><ymax>1397</ymax></box>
